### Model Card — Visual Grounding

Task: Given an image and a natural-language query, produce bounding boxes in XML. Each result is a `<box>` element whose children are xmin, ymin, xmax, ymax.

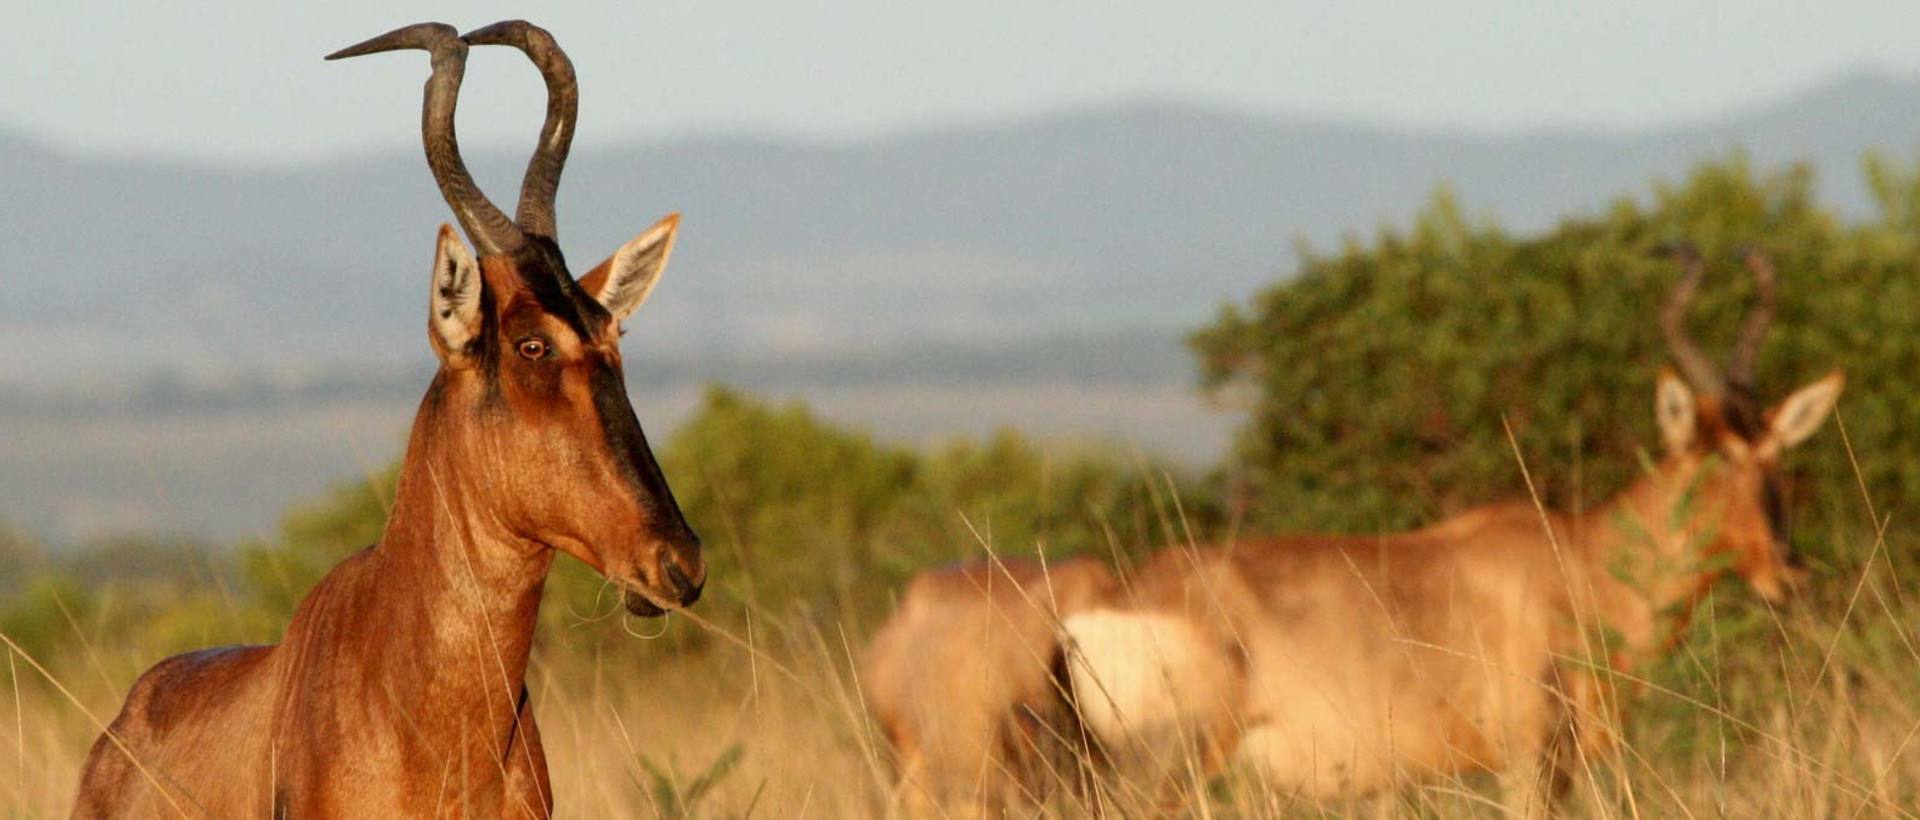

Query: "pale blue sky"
<box><xmin>5</xmin><ymin>0</ymin><xmax>1919</xmax><ymax>166</ymax></box>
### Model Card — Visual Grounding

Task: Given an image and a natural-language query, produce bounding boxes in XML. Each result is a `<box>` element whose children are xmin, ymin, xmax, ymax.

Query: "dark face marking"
<box><xmin>1762</xmin><ymin>474</ymin><xmax>1793</xmax><ymax>563</ymax></box>
<box><xmin>589</xmin><ymin>360</ymin><xmax>695</xmax><ymax>539</ymax></box>
<box><xmin>473</xmin><ymin>238</ymin><xmax>599</xmax><ymax>396</ymax></box>
<box><xmin>1718</xmin><ymin>410</ymin><xmax>1793</xmax><ymax>565</ymax></box>
<box><xmin>498</xmin><ymin>240</ymin><xmax>684</xmax><ymax>537</ymax></box>
<box><xmin>1690</xmin><ymin>417</ymin><xmax>1802</xmax><ymax>601</ymax></box>
<box><xmin>510</xmin><ymin>237</ymin><xmax>603</xmax><ymax>341</ymax></box>
<box><xmin>462</xmin><ymin>238</ymin><xmax>702</xmax><ymax>615</ymax></box>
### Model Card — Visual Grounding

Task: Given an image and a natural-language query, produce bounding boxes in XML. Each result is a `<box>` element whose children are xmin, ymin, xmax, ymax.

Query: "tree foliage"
<box><xmin>1190</xmin><ymin>157</ymin><xmax>1918</xmax><ymax>561</ymax></box>
<box><xmin>660</xmin><ymin>386</ymin><xmax>1189</xmax><ymax>623</ymax></box>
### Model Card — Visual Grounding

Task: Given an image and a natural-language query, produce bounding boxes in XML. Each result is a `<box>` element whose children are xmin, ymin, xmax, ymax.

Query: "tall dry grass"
<box><xmin>6</xmin><ymin>533</ymin><xmax>1918</xmax><ymax>818</ymax></box>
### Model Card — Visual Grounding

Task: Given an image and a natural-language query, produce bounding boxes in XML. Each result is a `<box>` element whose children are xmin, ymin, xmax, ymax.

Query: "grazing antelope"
<box><xmin>864</xmin><ymin>555</ymin><xmax>1118</xmax><ymax>816</ymax></box>
<box><xmin>72</xmin><ymin>21</ymin><xmax>703</xmax><ymax>817</ymax></box>
<box><xmin>1061</xmin><ymin>248</ymin><xmax>1842</xmax><ymax>810</ymax></box>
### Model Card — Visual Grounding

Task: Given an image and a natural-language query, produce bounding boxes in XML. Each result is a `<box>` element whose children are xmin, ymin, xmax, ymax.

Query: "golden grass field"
<box><xmin>5</xmin><ymin>502</ymin><xmax>1919</xmax><ymax>819</ymax></box>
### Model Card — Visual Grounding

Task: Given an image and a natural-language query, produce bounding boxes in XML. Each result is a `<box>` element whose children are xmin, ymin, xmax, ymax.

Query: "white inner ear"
<box><xmin>591</xmin><ymin>217</ymin><xmax>678</xmax><ymax>322</ymax></box>
<box><xmin>1656</xmin><ymin>374</ymin><xmax>1697</xmax><ymax>453</ymax></box>
<box><xmin>1769</xmin><ymin>373</ymin><xmax>1843</xmax><ymax>450</ymax></box>
<box><xmin>431</xmin><ymin>226</ymin><xmax>483</xmax><ymax>356</ymax></box>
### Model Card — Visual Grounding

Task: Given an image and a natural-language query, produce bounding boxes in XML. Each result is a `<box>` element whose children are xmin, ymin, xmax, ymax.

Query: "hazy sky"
<box><xmin>5</xmin><ymin>0</ymin><xmax>1920</xmax><ymax>166</ymax></box>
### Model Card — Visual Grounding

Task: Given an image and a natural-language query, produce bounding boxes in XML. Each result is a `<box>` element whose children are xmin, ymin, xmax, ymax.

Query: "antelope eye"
<box><xmin>516</xmin><ymin>337</ymin><xmax>550</xmax><ymax>360</ymax></box>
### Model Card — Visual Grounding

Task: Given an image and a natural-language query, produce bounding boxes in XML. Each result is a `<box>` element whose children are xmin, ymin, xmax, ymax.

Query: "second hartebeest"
<box><xmin>1062</xmin><ymin>248</ymin><xmax>1843</xmax><ymax>810</ymax></box>
<box><xmin>863</xmin><ymin>555</ymin><xmax>1118</xmax><ymax>815</ymax></box>
<box><xmin>72</xmin><ymin>21</ymin><xmax>702</xmax><ymax>817</ymax></box>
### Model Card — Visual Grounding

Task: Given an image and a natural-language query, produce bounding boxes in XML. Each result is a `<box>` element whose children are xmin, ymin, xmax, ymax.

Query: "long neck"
<box><xmin>1567</xmin><ymin>464</ymin><xmax>1717</xmax><ymax>661</ymax></box>
<box><xmin>379</xmin><ymin>413</ymin><xmax>553</xmax><ymax>694</ymax></box>
<box><xmin>292</xmin><ymin>375</ymin><xmax>555</xmax><ymax>761</ymax></box>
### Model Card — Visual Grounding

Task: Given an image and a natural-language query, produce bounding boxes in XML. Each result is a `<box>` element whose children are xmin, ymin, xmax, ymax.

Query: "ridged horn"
<box><xmin>327</xmin><ymin>22</ymin><xmax>525</xmax><ymax>257</ymax></box>
<box><xmin>462</xmin><ymin>20</ymin><xmax>577</xmax><ymax>242</ymax></box>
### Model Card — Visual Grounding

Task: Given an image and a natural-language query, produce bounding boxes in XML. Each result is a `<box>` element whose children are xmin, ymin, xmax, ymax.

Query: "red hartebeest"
<box><xmin>863</xmin><ymin>555</ymin><xmax>1118</xmax><ymax>815</ymax></box>
<box><xmin>72</xmin><ymin>21</ymin><xmax>702</xmax><ymax>817</ymax></box>
<box><xmin>1062</xmin><ymin>248</ymin><xmax>1842</xmax><ymax>810</ymax></box>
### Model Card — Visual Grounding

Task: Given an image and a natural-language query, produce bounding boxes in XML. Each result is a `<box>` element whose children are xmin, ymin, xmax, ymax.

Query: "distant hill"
<box><xmin>5</xmin><ymin>70</ymin><xmax>1920</xmax><ymax>390</ymax></box>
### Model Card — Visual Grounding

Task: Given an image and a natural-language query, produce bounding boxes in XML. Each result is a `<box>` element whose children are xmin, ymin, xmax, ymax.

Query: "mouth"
<box><xmin>618</xmin><ymin>561</ymin><xmax>703</xmax><ymax>619</ymax></box>
<box><xmin>1751</xmin><ymin>548</ymin><xmax>1809</xmax><ymax>606</ymax></box>
<box><xmin>621</xmin><ymin>586</ymin><xmax>668</xmax><ymax>618</ymax></box>
<box><xmin>1748</xmin><ymin>566</ymin><xmax>1805</xmax><ymax>606</ymax></box>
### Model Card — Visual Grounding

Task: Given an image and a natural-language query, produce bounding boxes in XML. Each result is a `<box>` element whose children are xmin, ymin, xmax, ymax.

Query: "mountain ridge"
<box><xmin>5</xmin><ymin>70</ymin><xmax>1920</xmax><ymax>389</ymax></box>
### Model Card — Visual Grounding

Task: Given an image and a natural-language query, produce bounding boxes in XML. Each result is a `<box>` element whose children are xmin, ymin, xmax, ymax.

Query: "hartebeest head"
<box><xmin>329</xmin><ymin>21</ymin><xmax>702</xmax><ymax>616</ymax></box>
<box><xmin>1651</xmin><ymin>245</ymin><xmax>1842</xmax><ymax>603</ymax></box>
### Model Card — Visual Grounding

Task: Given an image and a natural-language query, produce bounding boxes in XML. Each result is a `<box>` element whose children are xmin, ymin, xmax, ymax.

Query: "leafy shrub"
<box><xmin>0</xmin><ymin>574</ymin><xmax>92</xmax><ymax>663</ymax></box>
<box><xmin>659</xmin><ymin>386</ymin><xmax>1196</xmax><ymax>624</ymax></box>
<box><xmin>1190</xmin><ymin>157</ymin><xmax>1918</xmax><ymax>567</ymax></box>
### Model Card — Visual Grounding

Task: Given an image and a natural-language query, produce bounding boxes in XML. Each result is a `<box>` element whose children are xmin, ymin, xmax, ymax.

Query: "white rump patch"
<box><xmin>1060</xmin><ymin>609</ymin><xmax>1238</xmax><ymax>759</ymax></box>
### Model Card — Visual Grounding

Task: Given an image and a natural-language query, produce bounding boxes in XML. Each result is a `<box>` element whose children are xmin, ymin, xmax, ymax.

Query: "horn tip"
<box><xmin>325</xmin><ymin>22</ymin><xmax>462</xmax><ymax>61</ymax></box>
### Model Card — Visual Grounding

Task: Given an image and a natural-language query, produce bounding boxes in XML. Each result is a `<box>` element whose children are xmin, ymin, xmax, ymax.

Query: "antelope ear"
<box><xmin>1655</xmin><ymin>368</ymin><xmax>1697</xmax><ymax>454</ymax></box>
<box><xmin>580</xmin><ymin>213</ymin><xmax>679</xmax><ymax>322</ymax></box>
<box><xmin>1763</xmin><ymin>371</ymin><xmax>1844</xmax><ymax>454</ymax></box>
<box><xmin>429</xmin><ymin>224</ymin><xmax>484</xmax><ymax>363</ymax></box>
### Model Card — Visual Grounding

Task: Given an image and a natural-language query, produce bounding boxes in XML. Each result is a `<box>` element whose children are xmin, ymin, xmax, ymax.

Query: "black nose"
<box><xmin>663</xmin><ymin>560</ymin><xmax>703</xmax><ymax>606</ymax></box>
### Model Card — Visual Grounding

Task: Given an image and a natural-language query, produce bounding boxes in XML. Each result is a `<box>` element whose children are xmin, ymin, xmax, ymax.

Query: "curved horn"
<box><xmin>463</xmin><ymin>20</ymin><xmax>577</xmax><ymax>241</ymax></box>
<box><xmin>1727</xmin><ymin>246</ymin><xmax>1778</xmax><ymax>391</ymax></box>
<box><xmin>327</xmin><ymin>23</ymin><xmax>524</xmax><ymax>257</ymax></box>
<box><xmin>1657</xmin><ymin>243</ymin><xmax>1727</xmax><ymax>398</ymax></box>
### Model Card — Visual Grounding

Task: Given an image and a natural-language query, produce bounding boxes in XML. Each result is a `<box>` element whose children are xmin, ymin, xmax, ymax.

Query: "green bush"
<box><xmin>660</xmin><ymin>386</ymin><xmax>1195</xmax><ymax>624</ymax></box>
<box><xmin>1190</xmin><ymin>157</ymin><xmax>1918</xmax><ymax>567</ymax></box>
<box><xmin>0</xmin><ymin>573</ymin><xmax>92</xmax><ymax>663</ymax></box>
<box><xmin>659</xmin><ymin>386</ymin><xmax>922</xmax><ymax>618</ymax></box>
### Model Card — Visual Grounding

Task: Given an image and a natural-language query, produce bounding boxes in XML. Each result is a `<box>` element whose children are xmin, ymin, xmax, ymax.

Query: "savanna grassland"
<box><xmin>7</xmin><ymin>157</ymin><xmax>1920</xmax><ymax>817</ymax></box>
